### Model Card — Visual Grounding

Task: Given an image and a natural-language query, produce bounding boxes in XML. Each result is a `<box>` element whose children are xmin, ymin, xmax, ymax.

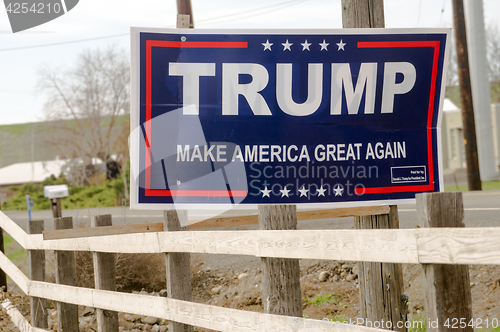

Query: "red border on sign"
<box><xmin>144</xmin><ymin>40</ymin><xmax>248</xmax><ymax>197</ymax></box>
<box><xmin>355</xmin><ymin>40</ymin><xmax>441</xmax><ymax>195</ymax></box>
<box><xmin>143</xmin><ymin>39</ymin><xmax>441</xmax><ymax>198</ymax></box>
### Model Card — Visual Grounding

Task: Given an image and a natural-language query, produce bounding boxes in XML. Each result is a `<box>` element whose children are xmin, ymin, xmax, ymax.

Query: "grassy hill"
<box><xmin>0</xmin><ymin>115</ymin><xmax>129</xmax><ymax>168</ymax></box>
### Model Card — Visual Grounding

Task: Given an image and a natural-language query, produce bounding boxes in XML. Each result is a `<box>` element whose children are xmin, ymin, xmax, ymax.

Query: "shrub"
<box><xmin>74</xmin><ymin>251</ymin><xmax>167</xmax><ymax>293</ymax></box>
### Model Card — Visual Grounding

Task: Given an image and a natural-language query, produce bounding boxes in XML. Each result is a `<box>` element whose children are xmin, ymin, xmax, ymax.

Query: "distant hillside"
<box><xmin>0</xmin><ymin>115</ymin><xmax>129</xmax><ymax>168</ymax></box>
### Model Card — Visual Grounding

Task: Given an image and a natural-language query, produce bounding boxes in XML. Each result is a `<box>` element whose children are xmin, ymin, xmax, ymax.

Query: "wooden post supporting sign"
<box><xmin>417</xmin><ymin>192</ymin><xmax>473</xmax><ymax>332</ymax></box>
<box><xmin>160</xmin><ymin>14</ymin><xmax>195</xmax><ymax>332</ymax></box>
<box><xmin>342</xmin><ymin>1</ymin><xmax>406</xmax><ymax>330</ymax></box>
<box><xmin>164</xmin><ymin>210</ymin><xmax>193</xmax><ymax>332</ymax></box>
<box><xmin>92</xmin><ymin>214</ymin><xmax>119</xmax><ymax>332</ymax></box>
<box><xmin>259</xmin><ymin>205</ymin><xmax>303</xmax><ymax>317</ymax></box>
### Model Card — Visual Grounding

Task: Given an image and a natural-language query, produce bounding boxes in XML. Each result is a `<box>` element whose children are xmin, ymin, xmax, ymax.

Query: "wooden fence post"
<box><xmin>0</xmin><ymin>227</ymin><xmax>7</xmax><ymax>292</ymax></box>
<box><xmin>342</xmin><ymin>1</ymin><xmax>406</xmax><ymax>330</ymax></box>
<box><xmin>416</xmin><ymin>192</ymin><xmax>473</xmax><ymax>332</ymax></box>
<box><xmin>162</xmin><ymin>14</ymin><xmax>195</xmax><ymax>332</ymax></box>
<box><xmin>164</xmin><ymin>210</ymin><xmax>193</xmax><ymax>332</ymax></box>
<box><xmin>355</xmin><ymin>206</ymin><xmax>406</xmax><ymax>331</ymax></box>
<box><xmin>258</xmin><ymin>205</ymin><xmax>303</xmax><ymax>317</ymax></box>
<box><xmin>92</xmin><ymin>215</ymin><xmax>119</xmax><ymax>332</ymax></box>
<box><xmin>29</xmin><ymin>220</ymin><xmax>48</xmax><ymax>328</ymax></box>
<box><xmin>54</xmin><ymin>216</ymin><xmax>79</xmax><ymax>332</ymax></box>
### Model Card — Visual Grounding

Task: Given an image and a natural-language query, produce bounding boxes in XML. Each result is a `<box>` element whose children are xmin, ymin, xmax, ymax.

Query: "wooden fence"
<box><xmin>0</xmin><ymin>192</ymin><xmax>493</xmax><ymax>331</ymax></box>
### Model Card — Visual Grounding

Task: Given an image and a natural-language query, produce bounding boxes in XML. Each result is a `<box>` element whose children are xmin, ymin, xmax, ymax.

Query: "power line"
<box><xmin>0</xmin><ymin>0</ymin><xmax>310</xmax><ymax>52</ymax></box>
<box><xmin>196</xmin><ymin>0</ymin><xmax>309</xmax><ymax>25</ymax></box>
<box><xmin>0</xmin><ymin>33</ymin><xmax>130</xmax><ymax>52</ymax></box>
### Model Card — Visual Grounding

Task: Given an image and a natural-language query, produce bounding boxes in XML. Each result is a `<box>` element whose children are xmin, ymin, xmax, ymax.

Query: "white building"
<box><xmin>0</xmin><ymin>159</ymin><xmax>67</xmax><ymax>187</ymax></box>
<box><xmin>441</xmin><ymin>99</ymin><xmax>500</xmax><ymax>176</ymax></box>
<box><xmin>0</xmin><ymin>157</ymin><xmax>106</xmax><ymax>188</ymax></box>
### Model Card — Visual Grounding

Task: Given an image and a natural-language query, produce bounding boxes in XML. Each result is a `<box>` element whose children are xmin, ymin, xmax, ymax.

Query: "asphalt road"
<box><xmin>3</xmin><ymin>190</ymin><xmax>499</xmax><ymax>233</ymax></box>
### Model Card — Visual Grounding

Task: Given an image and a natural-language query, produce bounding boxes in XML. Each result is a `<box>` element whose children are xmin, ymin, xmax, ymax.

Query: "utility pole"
<box><xmin>463</xmin><ymin>0</ymin><xmax>497</xmax><ymax>181</ymax></box>
<box><xmin>452</xmin><ymin>0</ymin><xmax>482</xmax><ymax>190</ymax></box>
<box><xmin>176</xmin><ymin>0</ymin><xmax>194</xmax><ymax>28</ymax></box>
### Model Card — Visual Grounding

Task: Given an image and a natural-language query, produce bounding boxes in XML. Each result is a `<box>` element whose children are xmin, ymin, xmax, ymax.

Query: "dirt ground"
<box><xmin>189</xmin><ymin>255</ymin><xmax>500</xmax><ymax>331</ymax></box>
<box><xmin>1</xmin><ymin>252</ymin><xmax>500</xmax><ymax>331</ymax></box>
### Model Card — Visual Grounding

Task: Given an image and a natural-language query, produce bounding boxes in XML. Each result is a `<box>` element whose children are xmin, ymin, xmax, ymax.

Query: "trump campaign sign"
<box><xmin>130</xmin><ymin>28</ymin><xmax>450</xmax><ymax>210</ymax></box>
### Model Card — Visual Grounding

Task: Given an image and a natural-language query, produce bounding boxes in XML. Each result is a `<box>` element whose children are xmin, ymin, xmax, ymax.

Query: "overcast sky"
<box><xmin>1</xmin><ymin>0</ymin><xmax>499</xmax><ymax>126</ymax></box>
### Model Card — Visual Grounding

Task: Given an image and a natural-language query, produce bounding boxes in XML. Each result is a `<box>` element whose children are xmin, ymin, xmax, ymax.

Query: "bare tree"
<box><xmin>447</xmin><ymin>35</ymin><xmax>459</xmax><ymax>88</ymax></box>
<box><xmin>486</xmin><ymin>23</ymin><xmax>500</xmax><ymax>102</ymax></box>
<box><xmin>38</xmin><ymin>46</ymin><xmax>129</xmax><ymax>185</ymax></box>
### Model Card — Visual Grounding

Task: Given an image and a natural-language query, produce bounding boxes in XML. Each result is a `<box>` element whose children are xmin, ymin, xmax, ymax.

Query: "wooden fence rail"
<box><xmin>2</xmin><ymin>215</ymin><xmax>500</xmax><ymax>264</ymax></box>
<box><xmin>0</xmin><ymin>192</ymin><xmax>487</xmax><ymax>332</ymax></box>
<box><xmin>41</xmin><ymin>205</ymin><xmax>391</xmax><ymax>241</ymax></box>
<box><xmin>0</xmin><ymin>248</ymin><xmax>384</xmax><ymax>332</ymax></box>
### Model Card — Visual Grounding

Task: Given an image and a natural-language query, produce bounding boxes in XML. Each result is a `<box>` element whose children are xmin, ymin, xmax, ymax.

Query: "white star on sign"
<box><xmin>298</xmin><ymin>186</ymin><xmax>309</xmax><ymax>197</ymax></box>
<box><xmin>262</xmin><ymin>39</ymin><xmax>273</xmax><ymax>51</ymax></box>
<box><xmin>301</xmin><ymin>39</ymin><xmax>312</xmax><ymax>51</ymax></box>
<box><xmin>319</xmin><ymin>39</ymin><xmax>329</xmax><ymax>51</ymax></box>
<box><xmin>282</xmin><ymin>39</ymin><xmax>293</xmax><ymax>51</ymax></box>
<box><xmin>334</xmin><ymin>184</ymin><xmax>344</xmax><ymax>196</ymax></box>
<box><xmin>317</xmin><ymin>186</ymin><xmax>326</xmax><ymax>197</ymax></box>
<box><xmin>280</xmin><ymin>186</ymin><xmax>291</xmax><ymax>197</ymax></box>
<box><xmin>261</xmin><ymin>186</ymin><xmax>271</xmax><ymax>197</ymax></box>
<box><xmin>336</xmin><ymin>39</ymin><xmax>346</xmax><ymax>51</ymax></box>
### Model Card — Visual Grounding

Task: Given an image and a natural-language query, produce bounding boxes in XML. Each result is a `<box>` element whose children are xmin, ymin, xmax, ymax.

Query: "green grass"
<box><xmin>405</xmin><ymin>311</ymin><xmax>500</xmax><ymax>332</ymax></box>
<box><xmin>2</xmin><ymin>173</ymin><xmax>128</xmax><ymax>211</ymax></box>
<box><xmin>477</xmin><ymin>325</ymin><xmax>500</xmax><ymax>332</ymax></box>
<box><xmin>304</xmin><ymin>292</ymin><xmax>345</xmax><ymax>307</ymax></box>
<box><xmin>408</xmin><ymin>312</ymin><xmax>427</xmax><ymax>332</ymax></box>
<box><xmin>327</xmin><ymin>313</ymin><xmax>349</xmax><ymax>323</ymax></box>
<box><xmin>0</xmin><ymin>122</ymin><xmax>30</xmax><ymax>135</ymax></box>
<box><xmin>3</xmin><ymin>233</ymin><xmax>28</xmax><ymax>275</ymax></box>
<box><xmin>444</xmin><ymin>180</ymin><xmax>500</xmax><ymax>192</ymax></box>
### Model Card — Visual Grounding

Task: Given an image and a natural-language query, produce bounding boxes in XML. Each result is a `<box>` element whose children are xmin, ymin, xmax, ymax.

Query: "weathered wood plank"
<box><xmin>26</xmin><ymin>280</ymin><xmax>391</xmax><ymax>332</ymax></box>
<box><xmin>190</xmin><ymin>205</ymin><xmax>391</xmax><ymax>229</ymax></box>
<box><xmin>2</xmin><ymin>211</ymin><xmax>500</xmax><ymax>264</ymax></box>
<box><xmin>0</xmin><ymin>250</ymin><xmax>29</xmax><ymax>293</ymax></box>
<box><xmin>164</xmin><ymin>210</ymin><xmax>193</xmax><ymax>332</ymax></box>
<box><xmin>416</xmin><ymin>227</ymin><xmax>500</xmax><ymax>264</ymax></box>
<box><xmin>43</xmin><ymin>222</ymin><xmax>164</xmax><ymax>240</ymax></box>
<box><xmin>341</xmin><ymin>0</ymin><xmax>385</xmax><ymax>28</ymax></box>
<box><xmin>42</xmin><ymin>206</ymin><xmax>391</xmax><ymax>240</ymax></box>
<box><xmin>1</xmin><ymin>299</ymin><xmax>49</xmax><ymax>332</ymax></box>
<box><xmin>54</xmin><ymin>217</ymin><xmax>79</xmax><ymax>332</ymax></box>
<box><xmin>29</xmin><ymin>220</ymin><xmax>47</xmax><ymax>329</ymax></box>
<box><xmin>0</xmin><ymin>211</ymin><xmax>27</xmax><ymax>248</ymax></box>
<box><xmin>0</xmin><ymin>243</ymin><xmax>487</xmax><ymax>332</ymax></box>
<box><xmin>256</xmin><ymin>229</ymin><xmax>418</xmax><ymax>263</ymax></box>
<box><xmin>259</xmin><ymin>205</ymin><xmax>303</xmax><ymax>317</ymax></box>
<box><xmin>92</xmin><ymin>215</ymin><xmax>119</xmax><ymax>332</ymax></box>
<box><xmin>355</xmin><ymin>206</ymin><xmax>406</xmax><ymax>331</ymax></box>
<box><xmin>417</xmin><ymin>192</ymin><xmax>473</xmax><ymax>332</ymax></box>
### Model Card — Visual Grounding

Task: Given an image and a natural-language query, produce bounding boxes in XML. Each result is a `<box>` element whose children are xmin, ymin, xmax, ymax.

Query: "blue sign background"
<box><xmin>132</xmin><ymin>29</ymin><xmax>449</xmax><ymax>207</ymax></box>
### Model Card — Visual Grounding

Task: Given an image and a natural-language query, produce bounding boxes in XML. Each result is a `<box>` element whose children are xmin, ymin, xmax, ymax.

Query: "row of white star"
<box><xmin>262</xmin><ymin>39</ymin><xmax>346</xmax><ymax>52</ymax></box>
<box><xmin>260</xmin><ymin>184</ymin><xmax>344</xmax><ymax>198</ymax></box>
